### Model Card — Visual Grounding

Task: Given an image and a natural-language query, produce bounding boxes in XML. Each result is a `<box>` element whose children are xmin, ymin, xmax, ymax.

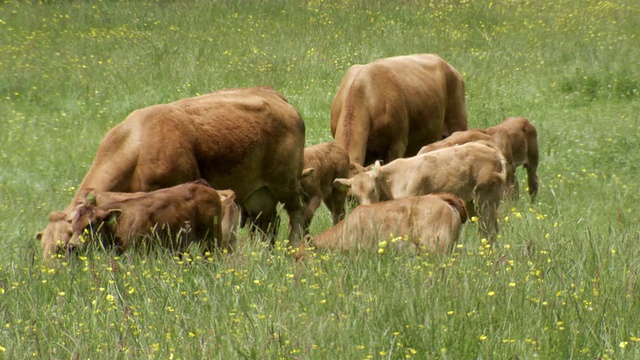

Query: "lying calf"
<box><xmin>307</xmin><ymin>193</ymin><xmax>467</xmax><ymax>254</ymax></box>
<box><xmin>66</xmin><ymin>181</ymin><xmax>224</xmax><ymax>256</ymax></box>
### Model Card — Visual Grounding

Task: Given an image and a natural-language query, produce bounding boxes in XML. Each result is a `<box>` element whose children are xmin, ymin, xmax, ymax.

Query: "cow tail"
<box><xmin>439</xmin><ymin>193</ymin><xmax>468</xmax><ymax>224</ymax></box>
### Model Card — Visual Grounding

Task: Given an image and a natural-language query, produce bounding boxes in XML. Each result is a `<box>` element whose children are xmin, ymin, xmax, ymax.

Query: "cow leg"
<box><xmin>475</xmin><ymin>198</ymin><xmax>499</xmax><ymax>243</ymax></box>
<box><xmin>384</xmin><ymin>141</ymin><xmax>408</xmax><ymax>164</ymax></box>
<box><xmin>324</xmin><ymin>192</ymin><xmax>347</xmax><ymax>225</ymax></box>
<box><xmin>525</xmin><ymin>125</ymin><xmax>540</xmax><ymax>202</ymax></box>
<box><xmin>303</xmin><ymin>196</ymin><xmax>323</xmax><ymax>235</ymax></box>
<box><xmin>243</xmin><ymin>187</ymin><xmax>279</xmax><ymax>244</ymax></box>
<box><xmin>283</xmin><ymin>198</ymin><xmax>306</xmax><ymax>247</ymax></box>
<box><xmin>525</xmin><ymin>162</ymin><xmax>539</xmax><ymax>202</ymax></box>
<box><xmin>505</xmin><ymin>163</ymin><xmax>519</xmax><ymax>200</ymax></box>
<box><xmin>251</xmin><ymin>212</ymin><xmax>280</xmax><ymax>245</ymax></box>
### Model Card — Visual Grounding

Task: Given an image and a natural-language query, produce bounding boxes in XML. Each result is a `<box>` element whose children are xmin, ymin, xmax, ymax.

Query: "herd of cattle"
<box><xmin>35</xmin><ymin>53</ymin><xmax>539</xmax><ymax>262</ymax></box>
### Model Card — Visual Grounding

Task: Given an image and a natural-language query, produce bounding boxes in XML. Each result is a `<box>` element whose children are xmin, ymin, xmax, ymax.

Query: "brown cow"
<box><xmin>300</xmin><ymin>142</ymin><xmax>350</xmax><ymax>232</ymax></box>
<box><xmin>37</xmin><ymin>86</ymin><xmax>306</xmax><ymax>260</ymax></box>
<box><xmin>334</xmin><ymin>141</ymin><xmax>507</xmax><ymax>241</ymax></box>
<box><xmin>64</xmin><ymin>182</ymin><xmax>224</xmax><ymax>256</ymax></box>
<box><xmin>330</xmin><ymin>53</ymin><xmax>467</xmax><ymax>174</ymax></box>
<box><xmin>486</xmin><ymin>117</ymin><xmax>539</xmax><ymax>200</ymax></box>
<box><xmin>306</xmin><ymin>193</ymin><xmax>467</xmax><ymax>254</ymax></box>
<box><xmin>43</xmin><ymin>183</ymin><xmax>239</xmax><ymax>258</ymax></box>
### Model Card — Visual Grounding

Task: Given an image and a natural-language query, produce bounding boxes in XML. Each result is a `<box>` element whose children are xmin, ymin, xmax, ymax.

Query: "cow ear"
<box><xmin>301</xmin><ymin>167</ymin><xmax>315</xmax><ymax>178</ymax></box>
<box><xmin>333</xmin><ymin>178</ymin><xmax>352</xmax><ymax>192</ymax></box>
<box><xmin>95</xmin><ymin>208</ymin><xmax>122</xmax><ymax>227</ymax></box>
<box><xmin>105</xmin><ymin>209</ymin><xmax>123</xmax><ymax>226</ymax></box>
<box><xmin>349</xmin><ymin>162</ymin><xmax>366</xmax><ymax>176</ymax></box>
<box><xmin>217</xmin><ymin>189</ymin><xmax>236</xmax><ymax>203</ymax></box>
<box><xmin>369</xmin><ymin>160</ymin><xmax>383</xmax><ymax>176</ymax></box>
<box><xmin>83</xmin><ymin>191</ymin><xmax>97</xmax><ymax>206</ymax></box>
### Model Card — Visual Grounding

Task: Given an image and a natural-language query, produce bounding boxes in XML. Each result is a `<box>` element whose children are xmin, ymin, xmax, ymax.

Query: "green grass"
<box><xmin>1</xmin><ymin>0</ymin><xmax>640</xmax><ymax>358</ymax></box>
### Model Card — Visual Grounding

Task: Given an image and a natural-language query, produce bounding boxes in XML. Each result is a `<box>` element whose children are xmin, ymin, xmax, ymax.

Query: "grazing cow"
<box><xmin>37</xmin><ymin>86</ymin><xmax>306</xmax><ymax>260</ymax></box>
<box><xmin>330</xmin><ymin>53</ymin><xmax>467</xmax><ymax>174</ymax></box>
<box><xmin>486</xmin><ymin>117</ymin><xmax>539</xmax><ymax>200</ymax></box>
<box><xmin>306</xmin><ymin>193</ymin><xmax>467</xmax><ymax>254</ymax></box>
<box><xmin>417</xmin><ymin>129</ymin><xmax>494</xmax><ymax>155</ymax></box>
<box><xmin>334</xmin><ymin>141</ymin><xmax>507</xmax><ymax>240</ymax></box>
<box><xmin>300</xmin><ymin>142</ymin><xmax>350</xmax><ymax>232</ymax></box>
<box><xmin>65</xmin><ymin>182</ymin><xmax>224</xmax><ymax>256</ymax></box>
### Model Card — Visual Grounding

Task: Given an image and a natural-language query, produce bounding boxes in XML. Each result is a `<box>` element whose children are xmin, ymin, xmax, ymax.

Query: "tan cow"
<box><xmin>417</xmin><ymin>129</ymin><xmax>494</xmax><ymax>155</ymax></box>
<box><xmin>331</xmin><ymin>54</ymin><xmax>467</xmax><ymax>174</ymax></box>
<box><xmin>486</xmin><ymin>117</ymin><xmax>539</xmax><ymax>201</ymax></box>
<box><xmin>305</xmin><ymin>193</ymin><xmax>467</xmax><ymax>254</ymax></box>
<box><xmin>417</xmin><ymin>129</ymin><xmax>518</xmax><ymax>199</ymax></box>
<box><xmin>334</xmin><ymin>141</ymin><xmax>507</xmax><ymax>241</ymax></box>
<box><xmin>65</xmin><ymin>182</ymin><xmax>224</xmax><ymax>256</ymax></box>
<box><xmin>37</xmin><ymin>86</ymin><xmax>306</xmax><ymax>260</ymax></box>
<box><xmin>300</xmin><ymin>142</ymin><xmax>350</xmax><ymax>232</ymax></box>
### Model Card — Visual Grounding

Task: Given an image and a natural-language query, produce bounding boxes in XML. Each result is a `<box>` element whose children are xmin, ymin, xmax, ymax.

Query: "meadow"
<box><xmin>1</xmin><ymin>0</ymin><xmax>639</xmax><ymax>358</ymax></box>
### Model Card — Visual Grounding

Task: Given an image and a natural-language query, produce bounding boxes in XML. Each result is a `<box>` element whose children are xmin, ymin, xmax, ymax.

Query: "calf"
<box><xmin>334</xmin><ymin>141</ymin><xmax>507</xmax><ymax>240</ymax></box>
<box><xmin>65</xmin><ymin>182</ymin><xmax>224</xmax><ymax>256</ymax></box>
<box><xmin>486</xmin><ymin>117</ymin><xmax>539</xmax><ymax>200</ymax></box>
<box><xmin>417</xmin><ymin>129</ymin><xmax>493</xmax><ymax>155</ymax></box>
<box><xmin>307</xmin><ymin>193</ymin><xmax>467</xmax><ymax>254</ymax></box>
<box><xmin>300</xmin><ymin>142</ymin><xmax>350</xmax><ymax>232</ymax></box>
<box><xmin>417</xmin><ymin>129</ymin><xmax>517</xmax><ymax>200</ymax></box>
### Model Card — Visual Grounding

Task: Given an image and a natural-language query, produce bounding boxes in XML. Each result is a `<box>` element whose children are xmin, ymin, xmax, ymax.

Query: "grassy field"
<box><xmin>1</xmin><ymin>0</ymin><xmax>640</xmax><ymax>358</ymax></box>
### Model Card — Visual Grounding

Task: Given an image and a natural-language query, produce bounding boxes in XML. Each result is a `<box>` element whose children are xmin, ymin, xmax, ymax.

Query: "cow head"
<box><xmin>333</xmin><ymin>160</ymin><xmax>384</xmax><ymax>205</ymax></box>
<box><xmin>67</xmin><ymin>205</ymin><xmax>122</xmax><ymax>254</ymax></box>
<box><xmin>36</xmin><ymin>192</ymin><xmax>104</xmax><ymax>261</ymax></box>
<box><xmin>36</xmin><ymin>211</ymin><xmax>75</xmax><ymax>261</ymax></box>
<box><xmin>348</xmin><ymin>162</ymin><xmax>368</xmax><ymax>178</ymax></box>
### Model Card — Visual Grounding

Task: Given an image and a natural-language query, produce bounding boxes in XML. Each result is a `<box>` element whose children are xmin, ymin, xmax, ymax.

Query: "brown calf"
<box><xmin>486</xmin><ymin>117</ymin><xmax>539</xmax><ymax>200</ymax></box>
<box><xmin>65</xmin><ymin>182</ymin><xmax>224</xmax><ymax>256</ymax></box>
<box><xmin>300</xmin><ymin>142</ymin><xmax>350</xmax><ymax>232</ymax></box>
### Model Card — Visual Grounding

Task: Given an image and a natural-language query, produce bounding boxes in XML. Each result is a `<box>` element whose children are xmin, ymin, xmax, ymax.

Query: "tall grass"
<box><xmin>1</xmin><ymin>0</ymin><xmax>639</xmax><ymax>358</ymax></box>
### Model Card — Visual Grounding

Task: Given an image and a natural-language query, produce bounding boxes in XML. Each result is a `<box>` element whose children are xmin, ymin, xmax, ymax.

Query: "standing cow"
<box><xmin>331</xmin><ymin>53</ymin><xmax>468</xmax><ymax>174</ymax></box>
<box><xmin>37</xmin><ymin>86</ymin><xmax>306</xmax><ymax>260</ymax></box>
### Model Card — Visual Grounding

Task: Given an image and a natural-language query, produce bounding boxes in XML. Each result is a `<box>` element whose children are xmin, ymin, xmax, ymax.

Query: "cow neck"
<box><xmin>376</xmin><ymin>174</ymin><xmax>394</xmax><ymax>201</ymax></box>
